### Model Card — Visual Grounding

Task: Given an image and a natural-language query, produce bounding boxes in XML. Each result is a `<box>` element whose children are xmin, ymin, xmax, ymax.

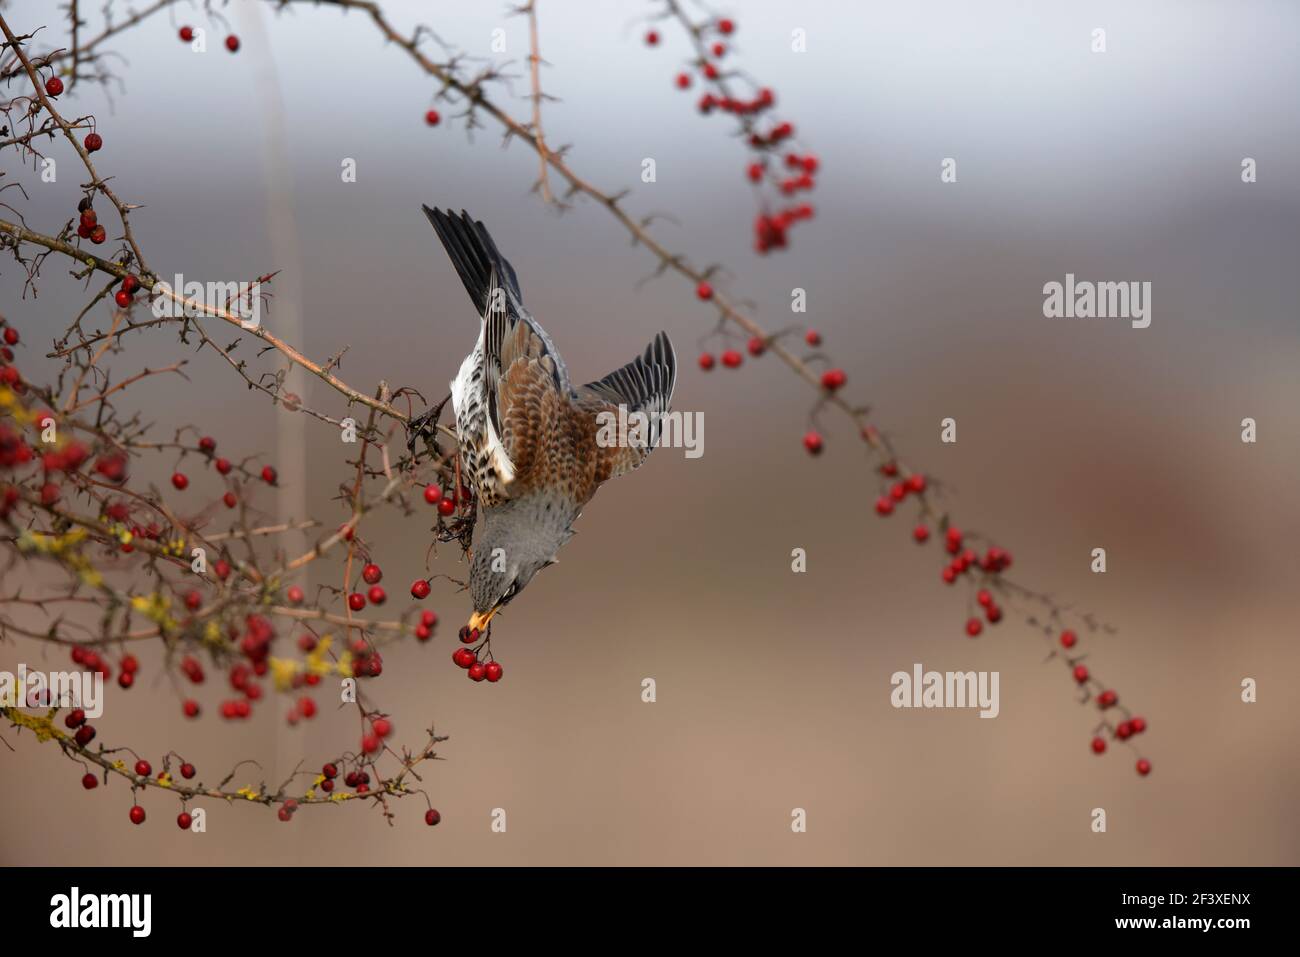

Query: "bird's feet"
<box><xmin>406</xmin><ymin>393</ymin><xmax>451</xmax><ymax>463</ymax></box>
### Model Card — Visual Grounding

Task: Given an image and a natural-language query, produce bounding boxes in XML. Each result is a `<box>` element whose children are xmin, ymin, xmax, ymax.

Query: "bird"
<box><xmin>420</xmin><ymin>207</ymin><xmax>677</xmax><ymax>635</ymax></box>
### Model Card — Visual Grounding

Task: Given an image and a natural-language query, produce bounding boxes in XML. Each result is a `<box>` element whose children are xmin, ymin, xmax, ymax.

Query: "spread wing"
<box><xmin>575</xmin><ymin>331</ymin><xmax>677</xmax><ymax>481</ymax></box>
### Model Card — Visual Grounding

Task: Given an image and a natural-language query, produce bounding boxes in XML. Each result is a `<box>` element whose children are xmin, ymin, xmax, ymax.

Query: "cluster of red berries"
<box><xmin>650</xmin><ymin>15</ymin><xmax>817</xmax><ymax>254</ymax></box>
<box><xmin>177</xmin><ymin>26</ymin><xmax>239</xmax><ymax>52</ymax></box>
<box><xmin>74</xmin><ymin>199</ymin><xmax>107</xmax><ymax>245</ymax></box>
<box><xmin>348</xmin><ymin>637</ymin><xmax>384</xmax><ymax>679</ymax></box>
<box><xmin>697</xmin><ymin>327</ymin><xmax>827</xmax><ymax>383</ymax></box>
<box><xmin>423</xmin><ymin>481</ymin><xmax>460</xmax><ymax>517</ymax></box>
<box><xmin>64</xmin><ymin>706</ymin><xmax>98</xmax><ymax>747</ymax></box>
<box><xmin>452</xmin><ymin>627</ymin><xmax>504</xmax><ymax>684</ymax></box>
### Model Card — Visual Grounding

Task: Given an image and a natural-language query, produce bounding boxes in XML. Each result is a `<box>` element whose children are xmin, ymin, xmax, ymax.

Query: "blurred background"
<box><xmin>1</xmin><ymin>0</ymin><xmax>1298</xmax><ymax>865</ymax></box>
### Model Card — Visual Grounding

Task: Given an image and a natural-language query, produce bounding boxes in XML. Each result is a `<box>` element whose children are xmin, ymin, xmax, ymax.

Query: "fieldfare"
<box><xmin>421</xmin><ymin>207</ymin><xmax>677</xmax><ymax>633</ymax></box>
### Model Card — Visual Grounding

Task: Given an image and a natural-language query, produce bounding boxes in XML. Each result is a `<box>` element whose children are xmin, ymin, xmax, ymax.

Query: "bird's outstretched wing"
<box><xmin>424</xmin><ymin>206</ymin><xmax>572</xmax><ymax>504</ymax></box>
<box><xmin>575</xmin><ymin>330</ymin><xmax>677</xmax><ymax>481</ymax></box>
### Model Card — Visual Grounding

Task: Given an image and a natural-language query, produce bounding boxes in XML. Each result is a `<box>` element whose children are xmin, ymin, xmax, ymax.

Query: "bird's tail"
<box><xmin>421</xmin><ymin>206</ymin><xmax>523</xmax><ymax>315</ymax></box>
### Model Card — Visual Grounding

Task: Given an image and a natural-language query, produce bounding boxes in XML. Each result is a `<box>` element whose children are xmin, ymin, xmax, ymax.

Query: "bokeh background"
<box><xmin>2</xmin><ymin>0</ymin><xmax>1298</xmax><ymax>865</ymax></box>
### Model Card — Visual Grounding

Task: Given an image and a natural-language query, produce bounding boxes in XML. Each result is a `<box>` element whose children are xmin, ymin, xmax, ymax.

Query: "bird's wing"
<box><xmin>574</xmin><ymin>331</ymin><xmax>677</xmax><ymax>481</ymax></box>
<box><xmin>424</xmin><ymin>206</ymin><xmax>572</xmax><ymax>502</ymax></box>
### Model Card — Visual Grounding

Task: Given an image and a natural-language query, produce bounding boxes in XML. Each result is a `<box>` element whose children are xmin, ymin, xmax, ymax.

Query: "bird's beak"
<box><xmin>467</xmin><ymin>607</ymin><xmax>498</xmax><ymax>632</ymax></box>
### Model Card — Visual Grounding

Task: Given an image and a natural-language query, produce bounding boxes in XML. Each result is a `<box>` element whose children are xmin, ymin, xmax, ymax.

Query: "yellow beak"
<box><xmin>467</xmin><ymin>607</ymin><xmax>498</xmax><ymax>632</ymax></box>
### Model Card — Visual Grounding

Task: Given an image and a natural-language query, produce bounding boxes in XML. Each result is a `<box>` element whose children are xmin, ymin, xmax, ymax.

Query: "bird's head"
<box><xmin>465</xmin><ymin>502</ymin><xmax>571</xmax><ymax>632</ymax></box>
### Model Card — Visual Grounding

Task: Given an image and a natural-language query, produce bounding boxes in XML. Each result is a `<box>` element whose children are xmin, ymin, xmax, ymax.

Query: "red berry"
<box><xmin>468</xmin><ymin>662</ymin><xmax>487</xmax><ymax>682</ymax></box>
<box><xmin>372</xmin><ymin>717</ymin><xmax>393</xmax><ymax>738</ymax></box>
<box><xmin>84</xmin><ymin>132</ymin><xmax>103</xmax><ymax>152</ymax></box>
<box><xmin>81</xmin><ymin>773</ymin><xmax>98</xmax><ymax>789</ymax></box>
<box><xmin>225</xmin><ymin>34</ymin><xmax>240</xmax><ymax>53</ymax></box>
<box><xmin>889</xmin><ymin>482</ymin><xmax>907</xmax><ymax>501</ymax></box>
<box><xmin>880</xmin><ymin>461</ymin><xmax>898</xmax><ymax>477</ymax></box>
<box><xmin>905</xmin><ymin>474</ymin><xmax>927</xmax><ymax>494</ymax></box>
<box><xmin>1097</xmin><ymin>690</ymin><xmax>1118</xmax><ymax>709</ymax></box>
<box><xmin>75</xmin><ymin>725</ymin><xmax>96</xmax><ymax>746</ymax></box>
<box><xmin>874</xmin><ymin>496</ymin><xmax>893</xmax><ymax>517</ymax></box>
<box><xmin>44</xmin><ymin>76</ymin><xmax>64</xmax><ymax>97</ymax></box>
<box><xmin>459</xmin><ymin>625</ymin><xmax>480</xmax><ymax>644</ymax></box>
<box><xmin>421</xmin><ymin>610</ymin><xmax>438</xmax><ymax>627</ymax></box>
<box><xmin>484</xmin><ymin>661</ymin><xmax>503</xmax><ymax>683</ymax></box>
<box><xmin>720</xmin><ymin>349</ymin><xmax>743</xmax><ymax>369</ymax></box>
<box><xmin>171</xmin><ymin>472</ymin><xmax>189</xmax><ymax>490</ymax></box>
<box><xmin>802</xmin><ymin>431</ymin><xmax>823</xmax><ymax>456</ymax></box>
<box><xmin>1116</xmin><ymin>721</ymin><xmax>1133</xmax><ymax>740</ymax></box>
<box><xmin>1073</xmin><ymin>665</ymin><xmax>1089</xmax><ymax>683</ymax></box>
<box><xmin>697</xmin><ymin>352</ymin><xmax>715</xmax><ymax>371</ymax></box>
<box><xmin>64</xmin><ymin>708</ymin><xmax>86</xmax><ymax>729</ymax></box>
<box><xmin>339</xmin><ymin>523</ymin><xmax>355</xmax><ymax>541</ymax></box>
<box><xmin>644</xmin><ymin>30</ymin><xmax>659</xmax><ymax>46</ymax></box>
<box><xmin>286</xmin><ymin>585</ymin><xmax>304</xmax><ymax>605</ymax></box>
<box><xmin>222</xmin><ymin>491</ymin><xmax>237</xmax><ymax>508</ymax></box>
<box><xmin>976</xmin><ymin>589</ymin><xmax>993</xmax><ymax>608</ymax></box>
<box><xmin>180</xmin><ymin>762</ymin><xmax>196</xmax><ymax>779</ymax></box>
<box><xmin>177</xmin><ymin>812</ymin><xmax>193</xmax><ymax>830</ymax></box>
<box><xmin>362</xmin><ymin>563</ymin><xmax>382</xmax><ymax>585</ymax></box>
<box><xmin>1136</xmin><ymin>759</ymin><xmax>1152</xmax><ymax>776</ymax></box>
<box><xmin>90</xmin><ymin>225</ymin><xmax>106</xmax><ymax>244</ymax></box>
<box><xmin>423</xmin><ymin>485</ymin><xmax>440</xmax><ymax>504</ymax></box>
<box><xmin>804</xmin><ymin>329</ymin><xmax>822</xmax><ymax>346</ymax></box>
<box><xmin>746</xmin><ymin>338</ymin><xmax>766</xmax><ymax>357</ymax></box>
<box><xmin>1130</xmin><ymin>716</ymin><xmax>1147</xmax><ymax>734</ymax></box>
<box><xmin>965</xmin><ymin>617</ymin><xmax>982</xmax><ymax>637</ymax></box>
<box><xmin>348</xmin><ymin>592</ymin><xmax>366</xmax><ymax>612</ymax></box>
<box><xmin>322</xmin><ymin>763</ymin><xmax>338</xmax><ymax>779</ymax></box>
<box><xmin>452</xmin><ymin>648</ymin><xmax>476</xmax><ymax>669</ymax></box>
<box><xmin>1091</xmin><ymin>737</ymin><xmax>1106</xmax><ymax>755</ymax></box>
<box><xmin>712</xmin><ymin>42</ymin><xmax>726</xmax><ymax>57</ymax></box>
<box><xmin>298</xmin><ymin>696</ymin><xmax>316</xmax><ymax>718</ymax></box>
<box><xmin>117</xmin><ymin>671</ymin><xmax>133</xmax><ymax>689</ymax></box>
<box><xmin>941</xmin><ymin>566</ymin><xmax>957</xmax><ymax>584</ymax></box>
<box><xmin>675</xmin><ymin>72</ymin><xmax>691</xmax><ymax>90</ymax></box>
<box><xmin>1060</xmin><ymin>630</ymin><xmax>1077</xmax><ymax>649</ymax></box>
<box><xmin>114</xmin><ymin>289</ymin><xmax>132</xmax><ymax>308</ymax></box>
<box><xmin>179</xmin><ymin>26</ymin><xmax>194</xmax><ymax>42</ymax></box>
<box><xmin>985</xmin><ymin>604</ymin><xmax>1003</xmax><ymax>623</ymax></box>
<box><xmin>362</xmin><ymin>733</ymin><xmax>381</xmax><ymax>754</ymax></box>
<box><xmin>411</xmin><ymin>579</ymin><xmax>431</xmax><ymax>600</ymax></box>
<box><xmin>367</xmin><ymin>585</ymin><xmax>386</xmax><ymax>606</ymax></box>
<box><xmin>696</xmin><ymin>281</ymin><xmax>713</xmax><ymax>300</ymax></box>
<box><xmin>912</xmin><ymin>524</ymin><xmax>929</xmax><ymax>543</ymax></box>
<box><xmin>278</xmin><ymin>807</ymin><xmax>293</xmax><ymax>822</ymax></box>
<box><xmin>2</xmin><ymin>327</ymin><xmax>17</xmax><ymax>346</ymax></box>
<box><xmin>213</xmin><ymin>559</ymin><xmax>231</xmax><ymax>580</ymax></box>
<box><xmin>425</xmin><ymin>109</ymin><xmax>441</xmax><ymax>126</ymax></box>
<box><xmin>820</xmin><ymin>368</ymin><xmax>846</xmax><ymax>391</ymax></box>
<box><xmin>183</xmin><ymin>699</ymin><xmax>199</xmax><ymax>718</ymax></box>
<box><xmin>133</xmin><ymin>759</ymin><xmax>151</xmax><ymax>777</ymax></box>
<box><xmin>215</xmin><ymin>457</ymin><xmax>231</xmax><ymax>474</ymax></box>
<box><xmin>703</xmin><ymin>62</ymin><xmax>719</xmax><ymax>80</ymax></box>
<box><xmin>129</xmin><ymin>806</ymin><xmax>146</xmax><ymax>825</ymax></box>
<box><xmin>437</xmin><ymin>497</ymin><xmax>455</xmax><ymax>516</ymax></box>
<box><xmin>261</xmin><ymin>465</ymin><xmax>277</xmax><ymax>485</ymax></box>
<box><xmin>425</xmin><ymin>808</ymin><xmax>441</xmax><ymax>826</ymax></box>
